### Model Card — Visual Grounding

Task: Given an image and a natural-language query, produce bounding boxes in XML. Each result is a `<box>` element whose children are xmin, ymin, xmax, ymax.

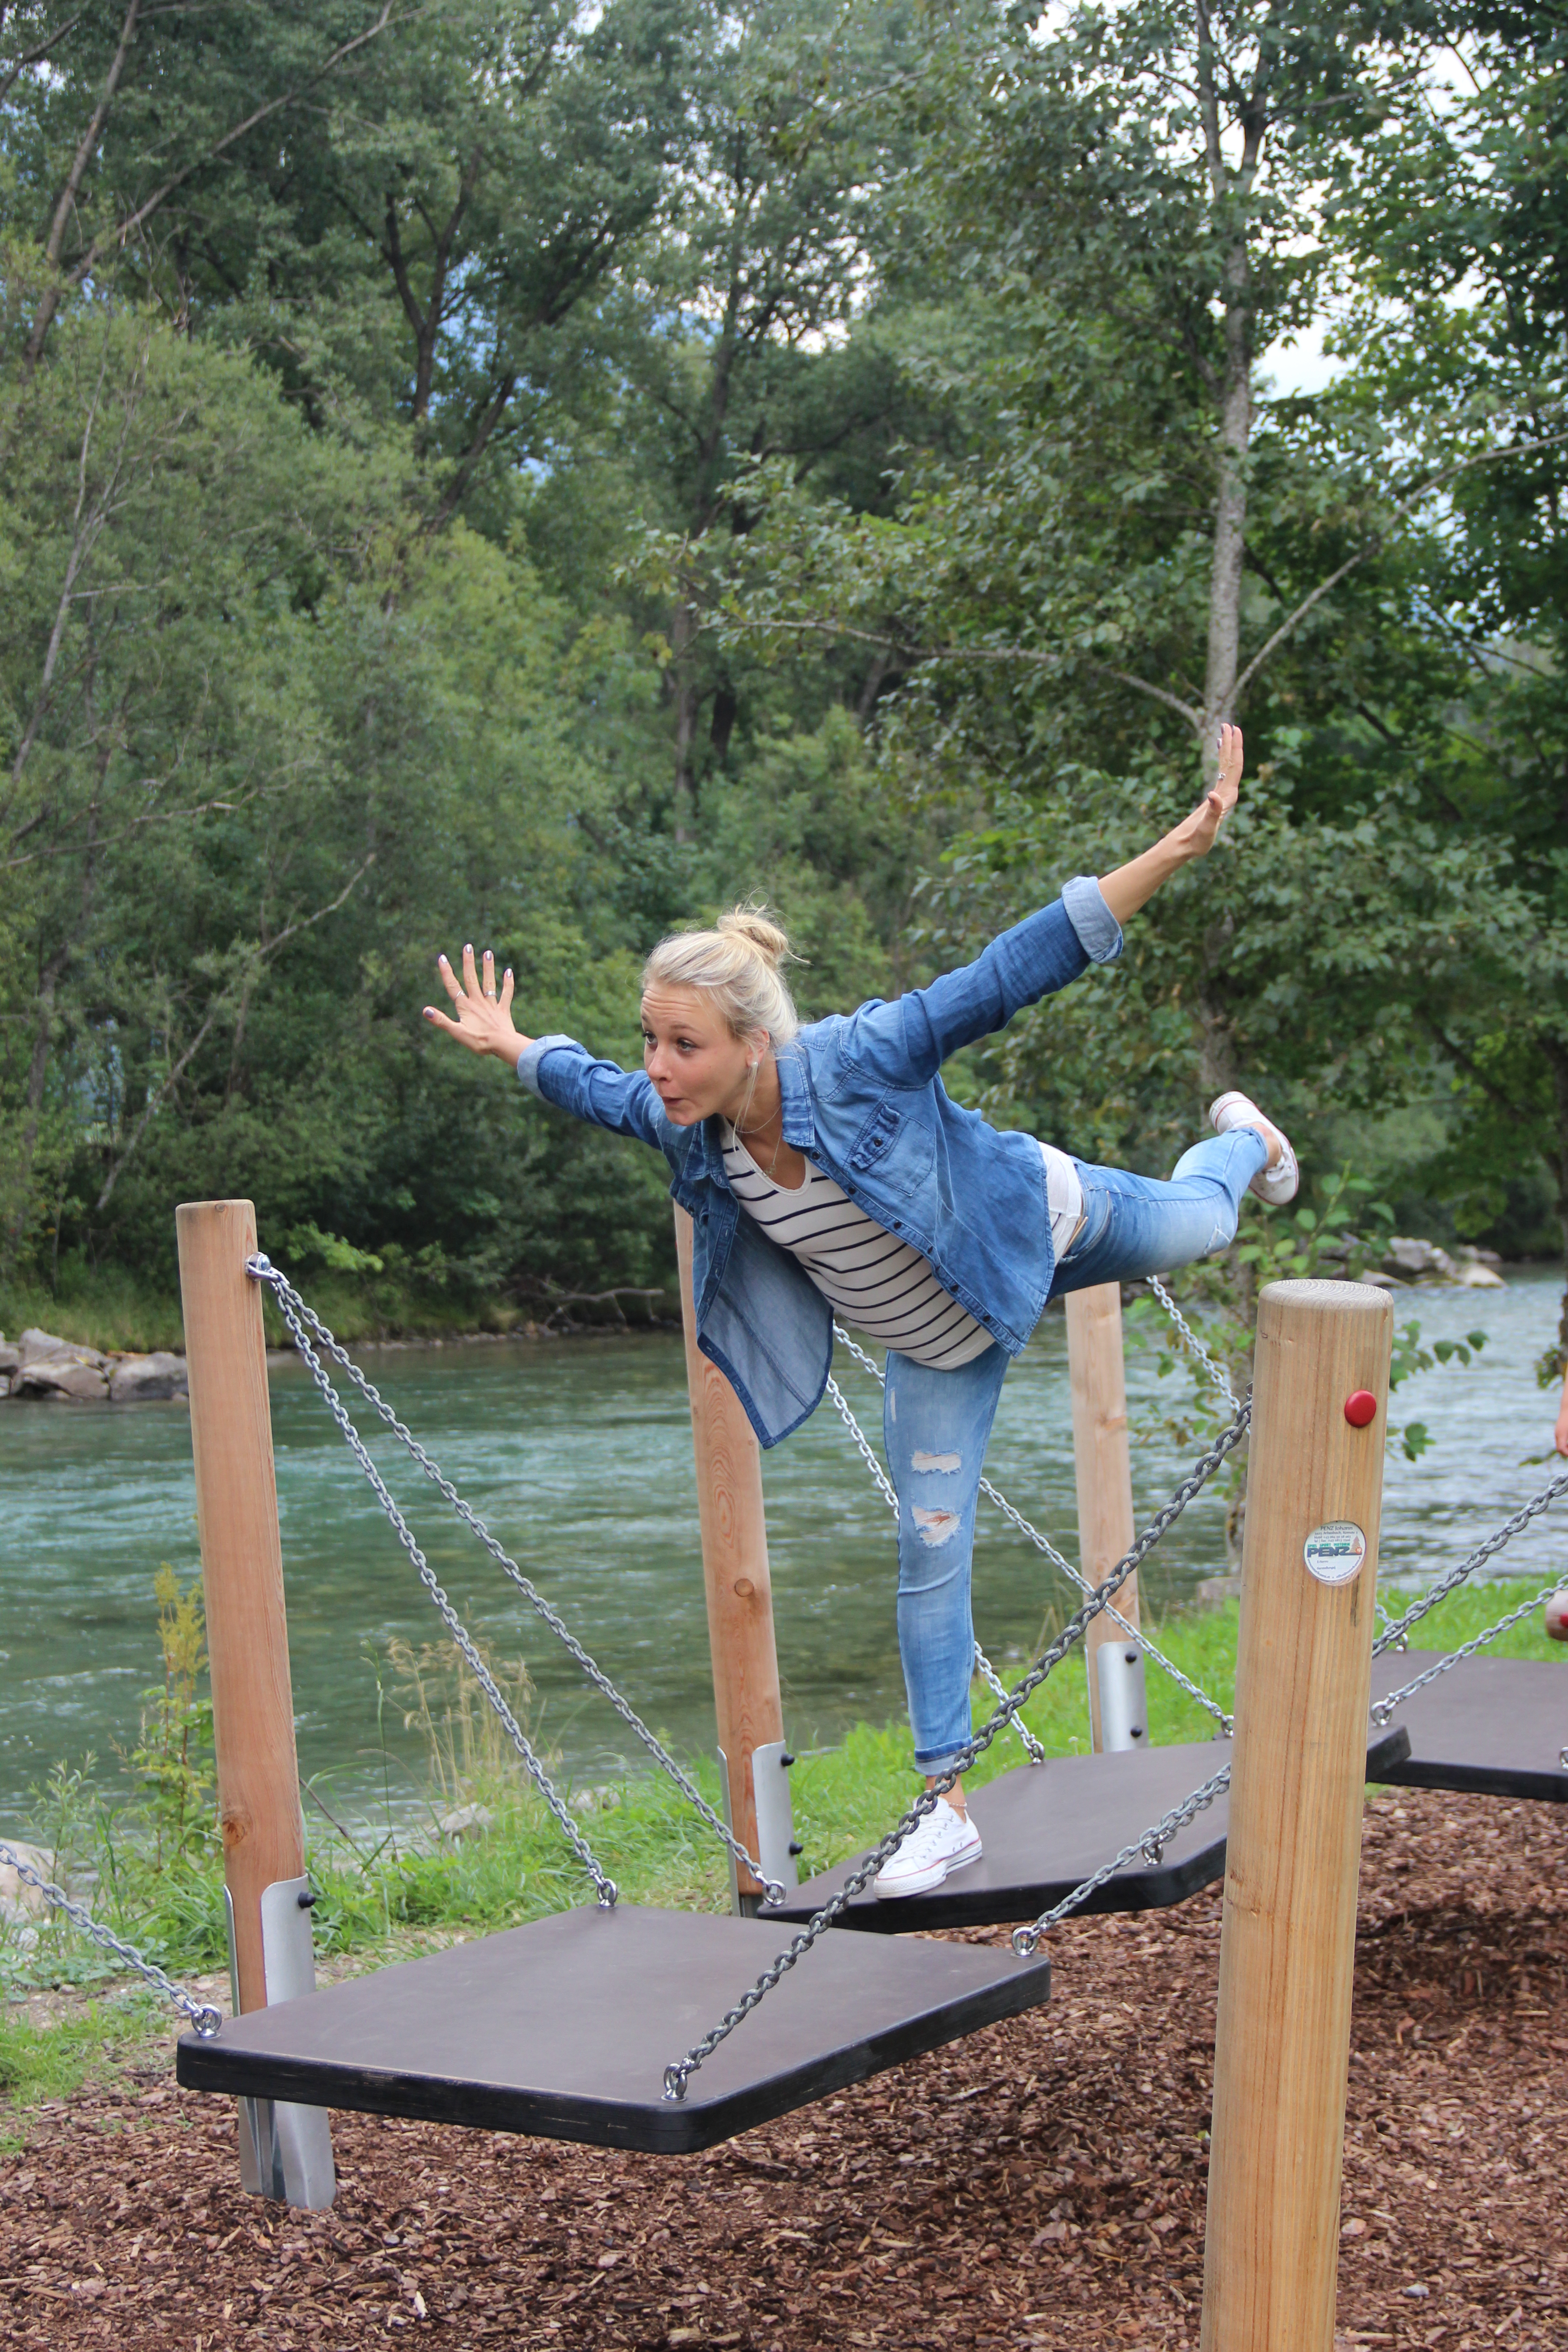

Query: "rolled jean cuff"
<box><xmin>1062</xmin><ymin>874</ymin><xmax>1124</xmax><ymax>964</ymax></box>
<box><xmin>516</xmin><ymin>1032</ymin><xmax>576</xmax><ymax>1097</ymax></box>
<box><xmin>913</xmin><ymin>1749</ymin><xmax>970</xmax><ymax>1777</ymax></box>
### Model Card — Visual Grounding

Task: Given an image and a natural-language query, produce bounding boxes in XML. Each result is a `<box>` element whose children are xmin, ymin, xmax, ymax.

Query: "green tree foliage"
<box><xmin>0</xmin><ymin>0</ymin><xmax>1563</xmax><ymax>1340</ymax></box>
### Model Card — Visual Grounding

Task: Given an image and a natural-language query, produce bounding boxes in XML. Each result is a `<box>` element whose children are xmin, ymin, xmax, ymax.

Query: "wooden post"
<box><xmin>1067</xmin><ymin>1283</ymin><xmax>1139</xmax><ymax>1749</ymax></box>
<box><xmin>674</xmin><ymin>1207</ymin><xmax>788</xmax><ymax>1905</ymax></box>
<box><xmin>1200</xmin><ymin>1277</ymin><xmax>1392</xmax><ymax>2352</ymax></box>
<box><xmin>176</xmin><ymin>1200</ymin><xmax>304</xmax><ymax>2015</ymax></box>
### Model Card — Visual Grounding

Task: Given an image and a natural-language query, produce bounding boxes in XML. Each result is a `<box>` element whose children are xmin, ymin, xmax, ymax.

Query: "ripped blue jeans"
<box><xmin>885</xmin><ymin>1127</ymin><xmax>1267</xmax><ymax>1770</ymax></box>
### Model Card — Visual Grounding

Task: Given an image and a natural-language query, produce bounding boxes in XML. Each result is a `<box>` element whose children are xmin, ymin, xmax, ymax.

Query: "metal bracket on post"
<box><xmin>749</xmin><ymin>1740</ymin><xmax>799</xmax><ymax>1899</ymax></box>
<box><xmin>225</xmin><ymin>1879</ymin><xmax>336</xmax><ymax>2210</ymax></box>
<box><xmin>717</xmin><ymin>1743</ymin><xmax>799</xmax><ymax>1916</ymax></box>
<box><xmin>1095</xmin><ymin>1640</ymin><xmax>1149</xmax><ymax>1753</ymax></box>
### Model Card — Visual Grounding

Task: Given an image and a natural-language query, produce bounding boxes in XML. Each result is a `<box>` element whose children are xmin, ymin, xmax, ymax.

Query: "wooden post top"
<box><xmin>1257</xmin><ymin>1276</ymin><xmax>1393</xmax><ymax>1323</ymax></box>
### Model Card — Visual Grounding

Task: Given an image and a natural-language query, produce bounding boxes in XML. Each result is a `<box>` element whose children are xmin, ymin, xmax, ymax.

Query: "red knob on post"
<box><xmin>1343</xmin><ymin>1390</ymin><xmax>1378</xmax><ymax>1428</ymax></box>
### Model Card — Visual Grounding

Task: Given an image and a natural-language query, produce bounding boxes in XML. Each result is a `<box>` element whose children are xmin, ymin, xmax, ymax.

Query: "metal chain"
<box><xmin>1146</xmin><ymin>1275</ymin><xmax>1241</xmax><ymax>1411</ymax></box>
<box><xmin>0</xmin><ymin>1838</ymin><xmax>223</xmax><ymax>2037</ymax></box>
<box><xmin>974</xmin><ymin>1471</ymin><xmax>1232</xmax><ymax>1735</ymax></box>
<box><xmin>970</xmin><ymin>1642</ymin><xmax>1047</xmax><ymax>1765</ymax></box>
<box><xmin>1373</xmin><ymin>1463</ymin><xmax>1568</xmax><ymax>1658</ymax></box>
<box><xmin>1004</xmin><ymin>1463</ymin><xmax>1568</xmax><ymax>1956</ymax></box>
<box><xmin>1011</xmin><ymin>1759</ymin><xmax>1234</xmax><ymax>1956</ymax></box>
<box><xmin>250</xmin><ymin>1257</ymin><xmax>784</xmax><ymax>1907</ymax></box>
<box><xmin>251</xmin><ymin>1262</ymin><xmax>619</xmax><ymax>1907</ymax></box>
<box><xmin>1371</xmin><ymin>1569</ymin><xmax>1568</xmax><ymax>1724</ymax></box>
<box><xmin>662</xmin><ymin>1390</ymin><xmax>1252</xmax><ymax>2101</ymax></box>
<box><xmin>831</xmin><ymin>1328</ymin><xmax>1232</xmax><ymax>1736</ymax></box>
<box><xmin>823</xmin><ymin>1373</ymin><xmax>1045</xmax><ymax>1764</ymax></box>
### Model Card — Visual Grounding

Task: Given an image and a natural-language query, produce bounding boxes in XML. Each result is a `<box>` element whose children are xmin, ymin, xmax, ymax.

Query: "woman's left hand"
<box><xmin>1172</xmin><ymin>722</ymin><xmax>1244</xmax><ymax>861</ymax></box>
<box><xmin>1096</xmin><ymin>723</ymin><xmax>1245</xmax><ymax>924</ymax></box>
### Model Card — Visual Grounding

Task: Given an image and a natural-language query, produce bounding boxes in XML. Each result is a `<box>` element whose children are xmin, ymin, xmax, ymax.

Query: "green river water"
<box><xmin>2</xmin><ymin>1269</ymin><xmax>1562</xmax><ymax>1831</ymax></box>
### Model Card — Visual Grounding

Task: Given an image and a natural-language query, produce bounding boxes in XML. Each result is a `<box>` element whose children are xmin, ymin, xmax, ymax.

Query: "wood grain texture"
<box><xmin>673</xmin><ymin>1208</ymin><xmax>786</xmax><ymax>1898</ymax></box>
<box><xmin>1066</xmin><ymin>1283</ymin><xmax>1140</xmax><ymax>1750</ymax></box>
<box><xmin>1200</xmin><ymin>1278</ymin><xmax>1393</xmax><ymax>2352</ymax></box>
<box><xmin>176</xmin><ymin>1200</ymin><xmax>304</xmax><ymax>2014</ymax></box>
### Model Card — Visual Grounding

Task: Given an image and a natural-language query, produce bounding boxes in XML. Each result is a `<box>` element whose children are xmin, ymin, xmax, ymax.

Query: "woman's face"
<box><xmin>641</xmin><ymin>986</ymin><xmax>762</xmax><ymax>1126</ymax></box>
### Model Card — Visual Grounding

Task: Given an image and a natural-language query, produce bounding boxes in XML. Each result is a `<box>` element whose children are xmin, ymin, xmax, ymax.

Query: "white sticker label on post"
<box><xmin>1303</xmin><ymin>1521</ymin><xmax>1367</xmax><ymax>1584</ymax></box>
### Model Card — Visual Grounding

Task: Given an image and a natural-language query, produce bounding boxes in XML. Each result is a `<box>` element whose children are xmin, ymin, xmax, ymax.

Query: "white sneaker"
<box><xmin>1209</xmin><ymin>1090</ymin><xmax>1299</xmax><ymax>1206</ymax></box>
<box><xmin>873</xmin><ymin>1796</ymin><xmax>983</xmax><ymax>1900</ymax></box>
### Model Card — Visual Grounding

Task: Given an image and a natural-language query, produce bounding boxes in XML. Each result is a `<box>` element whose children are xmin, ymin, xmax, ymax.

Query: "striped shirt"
<box><xmin>721</xmin><ymin>1129</ymin><xmax>1084</xmax><ymax>1371</ymax></box>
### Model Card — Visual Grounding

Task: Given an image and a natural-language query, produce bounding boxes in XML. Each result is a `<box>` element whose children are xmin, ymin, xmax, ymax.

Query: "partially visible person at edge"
<box><xmin>423</xmin><ymin>724</ymin><xmax>1300</xmax><ymax>1898</ymax></box>
<box><xmin>1548</xmin><ymin>1366</ymin><xmax>1568</xmax><ymax>1640</ymax></box>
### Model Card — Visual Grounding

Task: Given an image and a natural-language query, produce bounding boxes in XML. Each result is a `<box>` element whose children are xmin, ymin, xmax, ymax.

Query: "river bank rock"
<box><xmin>0</xmin><ymin>1840</ymin><xmax>54</xmax><ymax>1923</ymax></box>
<box><xmin>10</xmin><ymin>1330</ymin><xmax>110</xmax><ymax>1400</ymax></box>
<box><xmin>108</xmin><ymin>1350</ymin><xmax>187</xmax><ymax>1402</ymax></box>
<box><xmin>0</xmin><ymin>1328</ymin><xmax>187</xmax><ymax>1402</ymax></box>
<box><xmin>1382</xmin><ymin>1237</ymin><xmax>1506</xmax><ymax>1288</ymax></box>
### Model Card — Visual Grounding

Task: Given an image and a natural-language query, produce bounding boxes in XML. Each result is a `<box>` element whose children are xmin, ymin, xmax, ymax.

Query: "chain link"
<box><xmin>1010</xmin><ymin>1759</ymin><xmax>1234</xmax><ymax>1956</ymax></box>
<box><xmin>661</xmin><ymin>1390</ymin><xmax>1251</xmax><ymax>2102</ymax></box>
<box><xmin>251</xmin><ymin>1259</ymin><xmax>620</xmax><ymax>1908</ymax></box>
<box><xmin>1371</xmin><ymin>1569</ymin><xmax>1568</xmax><ymax>1724</ymax></box>
<box><xmin>831</xmin><ymin>1328</ymin><xmax>1232</xmax><ymax>1736</ymax></box>
<box><xmin>0</xmin><ymin>1838</ymin><xmax>223</xmax><ymax>2037</ymax></box>
<box><xmin>250</xmin><ymin>1257</ymin><xmax>784</xmax><ymax>1908</ymax></box>
<box><xmin>974</xmin><ymin>1471</ymin><xmax>1233</xmax><ymax>1735</ymax></box>
<box><xmin>1005</xmin><ymin>1450</ymin><xmax>1568</xmax><ymax>1956</ymax></box>
<box><xmin>970</xmin><ymin>1643</ymin><xmax>1047</xmax><ymax>1764</ymax></box>
<box><xmin>1146</xmin><ymin>1275</ymin><xmax>1241</xmax><ymax>1412</ymax></box>
<box><xmin>1372</xmin><ymin>1463</ymin><xmax>1568</xmax><ymax>1661</ymax></box>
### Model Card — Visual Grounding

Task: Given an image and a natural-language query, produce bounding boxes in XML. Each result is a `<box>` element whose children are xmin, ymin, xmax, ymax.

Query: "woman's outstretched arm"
<box><xmin>1098</xmin><ymin>723</ymin><xmax>1245</xmax><ymax>925</ymax></box>
<box><xmin>422</xmin><ymin>940</ymin><xmax>670</xmax><ymax>1149</ymax></box>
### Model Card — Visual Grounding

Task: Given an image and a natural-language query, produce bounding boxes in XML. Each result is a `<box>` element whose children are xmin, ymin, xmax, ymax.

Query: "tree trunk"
<box><xmin>21</xmin><ymin>0</ymin><xmax>142</xmax><ymax>375</ymax></box>
<box><xmin>669</xmin><ymin>601</ymin><xmax>700</xmax><ymax>842</ymax></box>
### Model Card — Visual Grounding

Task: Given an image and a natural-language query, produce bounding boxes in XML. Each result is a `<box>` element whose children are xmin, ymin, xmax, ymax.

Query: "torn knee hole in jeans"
<box><xmin>912</xmin><ymin>1505</ymin><xmax>962</xmax><ymax>1546</ymax></box>
<box><xmin>911</xmin><ymin>1449</ymin><xmax>961</xmax><ymax>1474</ymax></box>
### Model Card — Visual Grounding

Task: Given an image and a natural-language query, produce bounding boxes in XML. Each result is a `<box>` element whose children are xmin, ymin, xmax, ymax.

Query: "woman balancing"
<box><xmin>424</xmin><ymin>723</ymin><xmax>1296</xmax><ymax>1900</ymax></box>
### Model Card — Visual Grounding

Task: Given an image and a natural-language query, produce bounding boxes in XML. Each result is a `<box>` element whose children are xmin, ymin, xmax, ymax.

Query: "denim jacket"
<box><xmin>517</xmin><ymin>878</ymin><xmax>1122</xmax><ymax>1445</ymax></box>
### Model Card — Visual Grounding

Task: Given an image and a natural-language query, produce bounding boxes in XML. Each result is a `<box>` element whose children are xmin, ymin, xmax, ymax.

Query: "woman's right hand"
<box><xmin>423</xmin><ymin>943</ymin><xmax>534</xmax><ymax>1067</ymax></box>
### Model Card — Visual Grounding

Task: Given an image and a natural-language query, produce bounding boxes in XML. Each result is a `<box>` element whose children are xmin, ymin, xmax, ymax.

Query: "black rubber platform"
<box><xmin>1368</xmin><ymin>1650</ymin><xmax>1568</xmax><ymax>1803</ymax></box>
<box><xmin>174</xmin><ymin>1902</ymin><xmax>1052</xmax><ymax>2154</ymax></box>
<box><xmin>774</xmin><ymin>1726</ymin><xmax>1413</xmax><ymax>1935</ymax></box>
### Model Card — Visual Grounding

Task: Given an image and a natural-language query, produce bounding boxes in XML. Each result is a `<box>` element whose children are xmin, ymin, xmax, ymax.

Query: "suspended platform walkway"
<box><xmin>174</xmin><ymin>1904</ymin><xmax>1052</xmax><ymax>2155</ymax></box>
<box><xmin>1368</xmin><ymin>1650</ymin><xmax>1568</xmax><ymax>1804</ymax></box>
<box><xmin>774</xmin><ymin>1725</ymin><xmax>1413</xmax><ymax>1936</ymax></box>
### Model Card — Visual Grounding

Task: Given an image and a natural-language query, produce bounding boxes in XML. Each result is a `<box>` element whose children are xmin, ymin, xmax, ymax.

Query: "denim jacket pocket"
<box><xmin>848</xmin><ymin>1099</ymin><xmax>935</xmax><ymax>1196</ymax></box>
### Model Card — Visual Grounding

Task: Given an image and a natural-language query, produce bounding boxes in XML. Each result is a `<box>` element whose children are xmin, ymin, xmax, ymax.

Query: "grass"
<box><xmin>0</xmin><ymin>1259</ymin><xmax>679</xmax><ymax>1353</ymax></box>
<box><xmin>0</xmin><ymin>1994</ymin><xmax>168</xmax><ymax>2152</ymax></box>
<box><xmin>2</xmin><ymin>1573</ymin><xmax>1562</xmax><ymax>2139</ymax></box>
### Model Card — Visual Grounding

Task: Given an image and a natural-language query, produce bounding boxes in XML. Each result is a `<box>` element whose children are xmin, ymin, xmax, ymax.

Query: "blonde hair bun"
<box><xmin>642</xmin><ymin>901</ymin><xmax>801</xmax><ymax>1044</ymax></box>
<box><xmin>715</xmin><ymin>903</ymin><xmax>794</xmax><ymax>968</ymax></box>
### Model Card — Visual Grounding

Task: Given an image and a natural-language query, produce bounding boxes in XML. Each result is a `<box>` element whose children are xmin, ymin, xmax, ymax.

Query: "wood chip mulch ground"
<box><xmin>1</xmin><ymin>1785</ymin><xmax>1564</xmax><ymax>2351</ymax></box>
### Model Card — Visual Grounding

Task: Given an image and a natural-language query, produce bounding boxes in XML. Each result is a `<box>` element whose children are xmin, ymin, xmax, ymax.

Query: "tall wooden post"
<box><xmin>1067</xmin><ymin>1283</ymin><xmax>1140</xmax><ymax>1749</ymax></box>
<box><xmin>177</xmin><ymin>1200</ymin><xmax>303</xmax><ymax>2011</ymax></box>
<box><xmin>674</xmin><ymin>1207</ymin><xmax>789</xmax><ymax>1906</ymax></box>
<box><xmin>1200</xmin><ymin>1278</ymin><xmax>1392</xmax><ymax>2352</ymax></box>
<box><xmin>178</xmin><ymin>1200</ymin><xmax>334</xmax><ymax>2208</ymax></box>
